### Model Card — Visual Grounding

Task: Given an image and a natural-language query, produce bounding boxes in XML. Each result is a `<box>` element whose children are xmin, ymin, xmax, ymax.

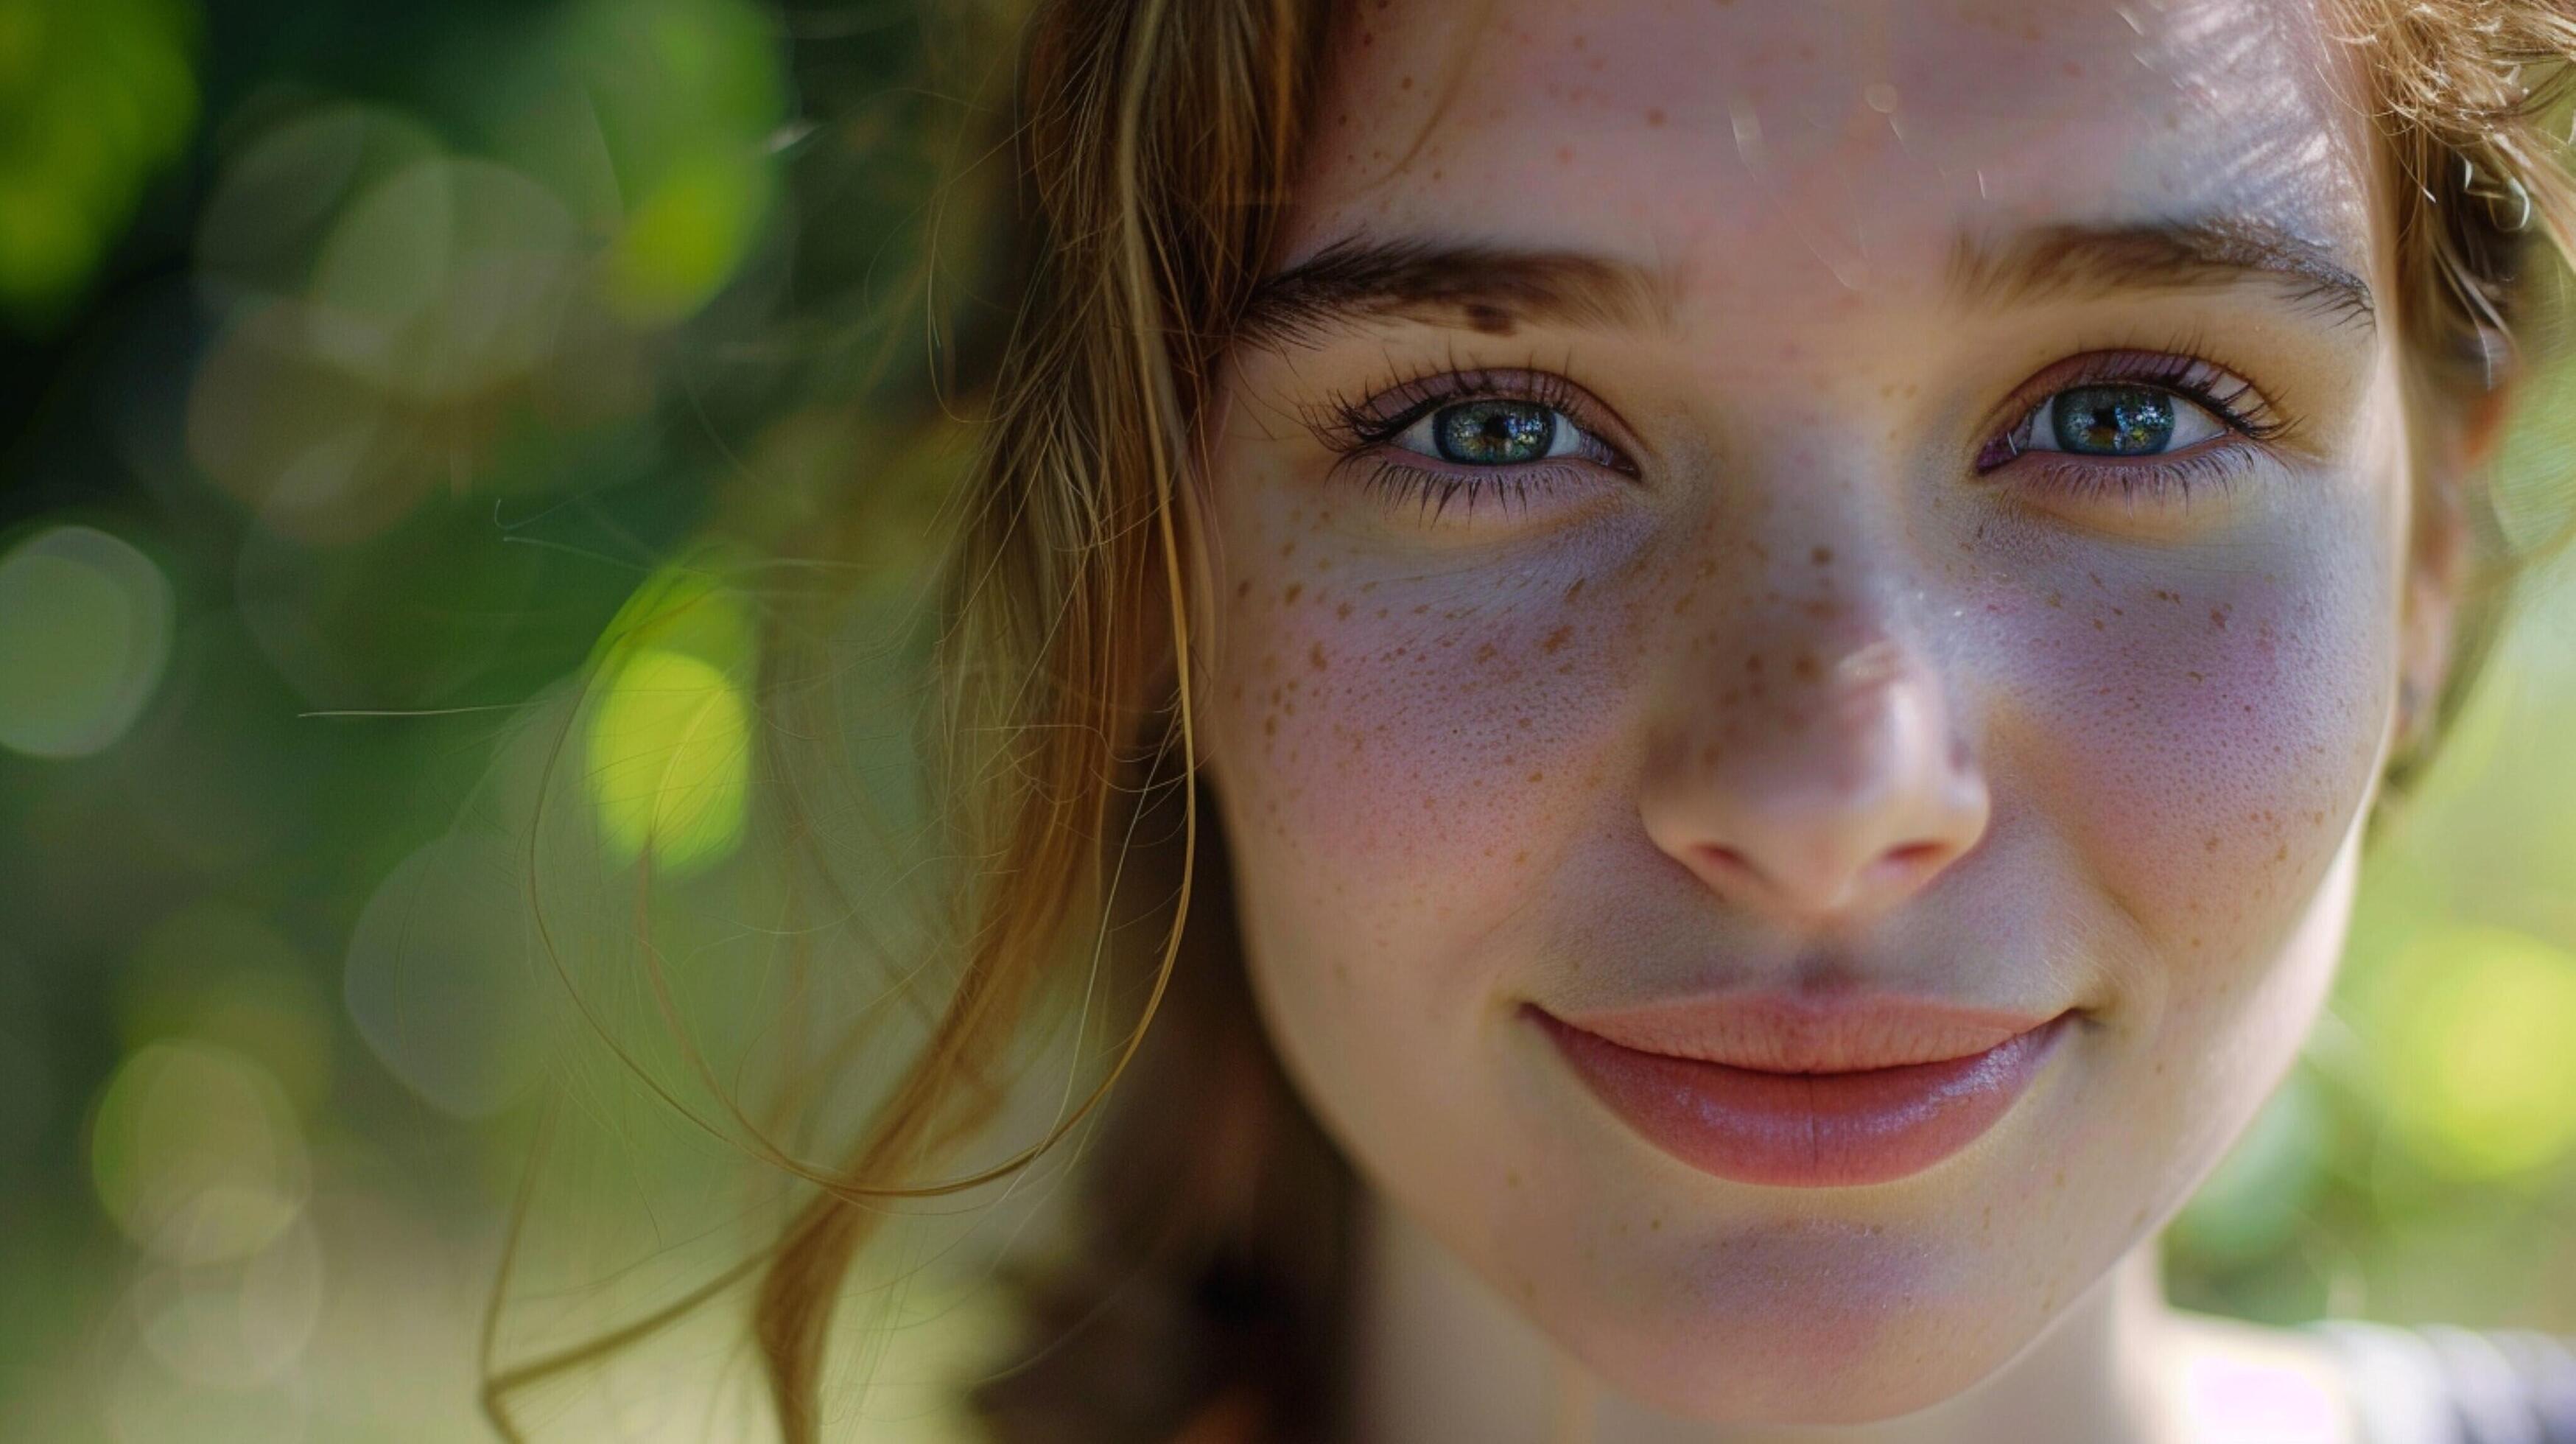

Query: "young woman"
<box><xmin>491</xmin><ymin>0</ymin><xmax>2576</xmax><ymax>1439</ymax></box>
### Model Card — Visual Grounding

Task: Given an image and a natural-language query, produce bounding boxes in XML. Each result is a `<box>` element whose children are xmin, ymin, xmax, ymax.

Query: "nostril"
<box><xmin>1682</xmin><ymin>837</ymin><xmax>1966</xmax><ymax>917</ymax></box>
<box><xmin>1691</xmin><ymin>843</ymin><xmax>1769</xmax><ymax>892</ymax></box>
<box><xmin>1864</xmin><ymin>841</ymin><xmax>1956</xmax><ymax>894</ymax></box>
<box><xmin>1696</xmin><ymin>843</ymin><xmax>1755</xmax><ymax>875</ymax></box>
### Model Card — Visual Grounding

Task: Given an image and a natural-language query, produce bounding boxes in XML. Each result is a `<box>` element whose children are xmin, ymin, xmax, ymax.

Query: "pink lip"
<box><xmin>1526</xmin><ymin>997</ymin><xmax>2076</xmax><ymax>1188</ymax></box>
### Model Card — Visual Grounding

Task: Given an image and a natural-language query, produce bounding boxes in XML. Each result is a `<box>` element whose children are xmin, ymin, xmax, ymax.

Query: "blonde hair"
<box><xmin>482</xmin><ymin>1</ymin><xmax>2576</xmax><ymax>1440</ymax></box>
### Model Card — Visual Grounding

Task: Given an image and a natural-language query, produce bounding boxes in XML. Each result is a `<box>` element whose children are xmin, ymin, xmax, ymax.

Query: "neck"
<box><xmin>1347</xmin><ymin>1188</ymin><xmax>2185</xmax><ymax>1444</ymax></box>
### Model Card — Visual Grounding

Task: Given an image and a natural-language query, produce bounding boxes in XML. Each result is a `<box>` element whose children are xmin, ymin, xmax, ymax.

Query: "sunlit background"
<box><xmin>4</xmin><ymin>1</ymin><xmax>2576</xmax><ymax>1439</ymax></box>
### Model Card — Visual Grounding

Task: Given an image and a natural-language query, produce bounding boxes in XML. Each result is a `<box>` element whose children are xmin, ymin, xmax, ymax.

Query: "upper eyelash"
<box><xmin>1979</xmin><ymin>345</ymin><xmax>2295</xmax><ymax>472</ymax></box>
<box><xmin>2085</xmin><ymin>352</ymin><xmax>2285</xmax><ymax>435</ymax></box>
<box><xmin>1309</xmin><ymin>365</ymin><xmax>1602</xmax><ymax>457</ymax></box>
<box><xmin>1305</xmin><ymin>342</ymin><xmax>2292</xmax><ymax>515</ymax></box>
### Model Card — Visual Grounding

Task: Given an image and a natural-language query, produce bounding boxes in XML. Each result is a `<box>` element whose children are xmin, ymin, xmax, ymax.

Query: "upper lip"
<box><xmin>1531</xmin><ymin>993</ymin><xmax>2071</xmax><ymax>1073</ymax></box>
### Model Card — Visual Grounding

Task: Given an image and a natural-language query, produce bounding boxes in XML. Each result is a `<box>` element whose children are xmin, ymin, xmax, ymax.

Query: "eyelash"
<box><xmin>1312</xmin><ymin>344</ymin><xmax>2292</xmax><ymax>523</ymax></box>
<box><xmin>1310</xmin><ymin>364</ymin><xmax>1634</xmax><ymax>525</ymax></box>
<box><xmin>1973</xmin><ymin>343</ymin><xmax>2295</xmax><ymax>506</ymax></box>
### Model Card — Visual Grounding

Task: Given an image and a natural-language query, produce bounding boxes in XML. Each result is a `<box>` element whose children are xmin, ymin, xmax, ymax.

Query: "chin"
<box><xmin>1510</xmin><ymin>1210</ymin><xmax>2060</xmax><ymax>1427</ymax></box>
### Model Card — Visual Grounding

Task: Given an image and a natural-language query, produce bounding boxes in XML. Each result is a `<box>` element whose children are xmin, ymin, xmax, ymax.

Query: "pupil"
<box><xmin>2050</xmin><ymin>385</ymin><xmax>2175</xmax><ymax>456</ymax></box>
<box><xmin>1436</xmin><ymin>401</ymin><xmax>1556</xmax><ymax>464</ymax></box>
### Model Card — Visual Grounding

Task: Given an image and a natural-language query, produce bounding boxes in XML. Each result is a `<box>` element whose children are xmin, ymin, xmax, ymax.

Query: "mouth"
<box><xmin>1524</xmin><ymin>999</ymin><xmax>2078</xmax><ymax>1188</ymax></box>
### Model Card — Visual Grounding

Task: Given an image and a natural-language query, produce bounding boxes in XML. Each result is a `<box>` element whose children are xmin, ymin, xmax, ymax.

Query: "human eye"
<box><xmin>1386</xmin><ymin>396</ymin><xmax>1607</xmax><ymax>466</ymax></box>
<box><xmin>1313</xmin><ymin>366</ymin><xmax>1638</xmax><ymax>528</ymax></box>
<box><xmin>1971</xmin><ymin>348</ymin><xmax>2295</xmax><ymax>508</ymax></box>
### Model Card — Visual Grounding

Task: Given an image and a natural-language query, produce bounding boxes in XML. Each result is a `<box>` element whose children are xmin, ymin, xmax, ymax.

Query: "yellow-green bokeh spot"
<box><xmin>589</xmin><ymin>552</ymin><xmax>757</xmax><ymax>673</ymax></box>
<box><xmin>0</xmin><ymin>0</ymin><xmax>200</xmax><ymax>324</ymax></box>
<box><xmin>543</xmin><ymin>0</ymin><xmax>785</xmax><ymax>324</ymax></box>
<box><xmin>587</xmin><ymin>648</ymin><xmax>751</xmax><ymax>875</ymax></box>
<box><xmin>603</xmin><ymin>145</ymin><xmax>772</xmax><ymax>323</ymax></box>
<box><xmin>2369</xmin><ymin>924</ymin><xmax>2576</xmax><ymax>1181</ymax></box>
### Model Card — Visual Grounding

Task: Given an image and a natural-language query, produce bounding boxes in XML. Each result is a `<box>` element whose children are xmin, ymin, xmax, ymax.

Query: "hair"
<box><xmin>480</xmin><ymin>1</ymin><xmax>2576</xmax><ymax>1440</ymax></box>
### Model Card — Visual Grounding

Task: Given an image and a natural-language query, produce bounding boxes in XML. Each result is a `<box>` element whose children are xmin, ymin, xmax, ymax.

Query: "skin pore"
<box><xmin>1182</xmin><ymin>0</ymin><xmax>2440</xmax><ymax>1440</ymax></box>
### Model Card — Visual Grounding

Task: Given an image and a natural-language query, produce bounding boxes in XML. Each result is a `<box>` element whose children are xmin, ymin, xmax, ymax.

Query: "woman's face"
<box><xmin>1191</xmin><ymin>0</ymin><xmax>2414</xmax><ymax>1421</ymax></box>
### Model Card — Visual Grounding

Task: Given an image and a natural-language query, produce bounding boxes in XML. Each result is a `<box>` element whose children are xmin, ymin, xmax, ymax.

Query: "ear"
<box><xmin>2395</xmin><ymin>358</ymin><xmax>2515</xmax><ymax>759</ymax></box>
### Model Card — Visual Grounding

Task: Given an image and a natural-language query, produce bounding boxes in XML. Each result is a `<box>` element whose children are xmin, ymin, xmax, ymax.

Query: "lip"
<box><xmin>1526</xmin><ymin>997</ymin><xmax>2077</xmax><ymax>1188</ymax></box>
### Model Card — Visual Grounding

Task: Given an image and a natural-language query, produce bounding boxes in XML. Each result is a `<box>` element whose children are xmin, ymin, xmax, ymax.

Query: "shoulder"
<box><xmin>2298</xmin><ymin>1317</ymin><xmax>2576</xmax><ymax>1444</ymax></box>
<box><xmin>2162</xmin><ymin>1309</ymin><xmax>2366</xmax><ymax>1444</ymax></box>
<box><xmin>2161</xmin><ymin>1308</ymin><xmax>2576</xmax><ymax>1444</ymax></box>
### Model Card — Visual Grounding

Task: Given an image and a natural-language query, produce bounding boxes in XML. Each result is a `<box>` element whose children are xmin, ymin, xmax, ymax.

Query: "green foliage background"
<box><xmin>4</xmin><ymin>1</ymin><xmax>2576</xmax><ymax>1438</ymax></box>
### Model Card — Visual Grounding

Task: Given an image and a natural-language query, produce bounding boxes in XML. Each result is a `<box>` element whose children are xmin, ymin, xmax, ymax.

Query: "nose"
<box><xmin>1641</xmin><ymin>625</ymin><xmax>1990</xmax><ymax>926</ymax></box>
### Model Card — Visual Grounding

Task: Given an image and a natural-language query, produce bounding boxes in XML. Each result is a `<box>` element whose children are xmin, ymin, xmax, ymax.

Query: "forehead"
<box><xmin>1289</xmin><ymin>0</ymin><xmax>2377</xmax><ymax>295</ymax></box>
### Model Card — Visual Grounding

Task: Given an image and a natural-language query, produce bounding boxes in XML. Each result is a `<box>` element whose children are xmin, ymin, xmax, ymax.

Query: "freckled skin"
<box><xmin>1185</xmin><ymin>0</ymin><xmax>2414</xmax><ymax>1430</ymax></box>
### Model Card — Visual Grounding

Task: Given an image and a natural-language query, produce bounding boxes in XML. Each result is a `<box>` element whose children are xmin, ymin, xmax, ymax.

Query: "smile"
<box><xmin>1525</xmin><ymin>999</ymin><xmax>2077</xmax><ymax>1188</ymax></box>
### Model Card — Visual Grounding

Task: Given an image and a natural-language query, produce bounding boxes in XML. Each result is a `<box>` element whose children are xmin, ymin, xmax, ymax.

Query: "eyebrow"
<box><xmin>1945</xmin><ymin>214</ymin><xmax>2376</xmax><ymax>327</ymax></box>
<box><xmin>1237</xmin><ymin>236</ymin><xmax>1668</xmax><ymax>347</ymax></box>
<box><xmin>1238</xmin><ymin>214</ymin><xmax>2376</xmax><ymax>346</ymax></box>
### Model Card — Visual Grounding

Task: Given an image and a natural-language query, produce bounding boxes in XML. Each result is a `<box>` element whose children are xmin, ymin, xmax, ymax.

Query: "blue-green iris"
<box><xmin>2051</xmin><ymin>385</ymin><xmax>2175</xmax><ymax>455</ymax></box>
<box><xmin>1435</xmin><ymin>400</ymin><xmax>1557</xmax><ymax>464</ymax></box>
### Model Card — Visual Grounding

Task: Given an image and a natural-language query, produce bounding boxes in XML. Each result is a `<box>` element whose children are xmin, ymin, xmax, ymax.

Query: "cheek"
<box><xmin>1987</xmin><ymin>522</ymin><xmax>2396</xmax><ymax>970</ymax></box>
<box><xmin>1201</xmin><ymin>513</ymin><xmax>1649</xmax><ymax>1009</ymax></box>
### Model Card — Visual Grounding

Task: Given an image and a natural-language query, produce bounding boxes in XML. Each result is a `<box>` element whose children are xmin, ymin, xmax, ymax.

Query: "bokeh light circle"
<box><xmin>306</xmin><ymin>155</ymin><xmax>578</xmax><ymax>402</ymax></box>
<box><xmin>88</xmin><ymin>1041</ymin><xmax>311</xmax><ymax>1266</ymax></box>
<box><xmin>2370</xmin><ymin>924</ymin><xmax>2576</xmax><ymax>1180</ymax></box>
<box><xmin>586</xmin><ymin>648</ymin><xmax>751</xmax><ymax>875</ymax></box>
<box><xmin>343</xmin><ymin>833</ymin><xmax>554</xmax><ymax>1119</ymax></box>
<box><xmin>132</xmin><ymin>1216</ymin><xmax>325</xmax><ymax>1388</ymax></box>
<box><xmin>103</xmin><ymin>1343</ymin><xmax>309</xmax><ymax>1444</ymax></box>
<box><xmin>121</xmin><ymin>902</ymin><xmax>332</xmax><ymax>1116</ymax></box>
<box><xmin>0</xmin><ymin>525</ymin><xmax>175</xmax><ymax>758</ymax></box>
<box><xmin>194</xmin><ymin>102</ymin><xmax>443</xmax><ymax>307</ymax></box>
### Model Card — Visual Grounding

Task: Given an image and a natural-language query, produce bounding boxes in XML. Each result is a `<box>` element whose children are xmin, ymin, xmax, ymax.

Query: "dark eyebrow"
<box><xmin>1945</xmin><ymin>215</ymin><xmax>2375</xmax><ymax>328</ymax></box>
<box><xmin>1240</xmin><ymin>215</ymin><xmax>2375</xmax><ymax>349</ymax></box>
<box><xmin>1237</xmin><ymin>235</ymin><xmax>1667</xmax><ymax>348</ymax></box>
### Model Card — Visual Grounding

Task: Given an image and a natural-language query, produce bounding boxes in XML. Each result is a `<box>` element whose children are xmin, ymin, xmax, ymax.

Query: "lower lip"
<box><xmin>1529</xmin><ymin>1006</ymin><xmax>2074</xmax><ymax>1188</ymax></box>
